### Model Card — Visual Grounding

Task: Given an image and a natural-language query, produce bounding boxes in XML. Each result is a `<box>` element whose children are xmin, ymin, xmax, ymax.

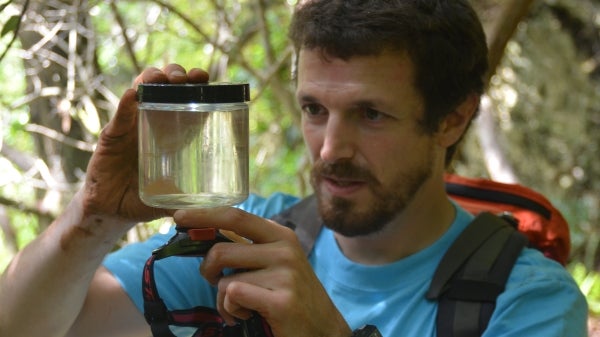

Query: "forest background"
<box><xmin>0</xmin><ymin>0</ymin><xmax>599</xmax><ymax>323</ymax></box>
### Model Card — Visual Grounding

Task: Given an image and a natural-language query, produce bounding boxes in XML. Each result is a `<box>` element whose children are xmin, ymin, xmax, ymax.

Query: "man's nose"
<box><xmin>320</xmin><ymin>116</ymin><xmax>356</xmax><ymax>163</ymax></box>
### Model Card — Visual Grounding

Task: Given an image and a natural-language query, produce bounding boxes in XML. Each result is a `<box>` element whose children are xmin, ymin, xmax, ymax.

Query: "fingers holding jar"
<box><xmin>133</xmin><ymin>64</ymin><xmax>209</xmax><ymax>87</ymax></box>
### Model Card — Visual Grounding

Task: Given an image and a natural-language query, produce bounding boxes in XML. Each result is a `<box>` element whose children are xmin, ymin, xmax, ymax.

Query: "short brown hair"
<box><xmin>289</xmin><ymin>0</ymin><xmax>488</xmax><ymax>164</ymax></box>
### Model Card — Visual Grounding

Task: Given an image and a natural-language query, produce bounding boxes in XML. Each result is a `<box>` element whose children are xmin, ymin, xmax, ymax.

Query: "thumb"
<box><xmin>103</xmin><ymin>89</ymin><xmax>138</xmax><ymax>138</ymax></box>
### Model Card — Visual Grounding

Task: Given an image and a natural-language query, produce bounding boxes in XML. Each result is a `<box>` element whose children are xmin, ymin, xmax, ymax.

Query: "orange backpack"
<box><xmin>444</xmin><ymin>173</ymin><xmax>570</xmax><ymax>265</ymax></box>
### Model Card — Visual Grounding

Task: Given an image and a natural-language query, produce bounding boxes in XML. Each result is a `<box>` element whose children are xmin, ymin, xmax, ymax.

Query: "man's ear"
<box><xmin>436</xmin><ymin>93</ymin><xmax>480</xmax><ymax>148</ymax></box>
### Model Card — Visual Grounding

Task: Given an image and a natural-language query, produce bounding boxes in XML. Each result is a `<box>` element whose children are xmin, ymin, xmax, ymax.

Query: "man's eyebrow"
<box><xmin>351</xmin><ymin>99</ymin><xmax>388</xmax><ymax>112</ymax></box>
<box><xmin>296</xmin><ymin>94</ymin><xmax>319</xmax><ymax>103</ymax></box>
<box><xmin>296</xmin><ymin>94</ymin><xmax>386</xmax><ymax>109</ymax></box>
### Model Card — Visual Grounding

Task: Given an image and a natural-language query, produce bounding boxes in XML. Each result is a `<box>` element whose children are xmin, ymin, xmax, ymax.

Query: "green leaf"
<box><xmin>1</xmin><ymin>15</ymin><xmax>20</xmax><ymax>38</ymax></box>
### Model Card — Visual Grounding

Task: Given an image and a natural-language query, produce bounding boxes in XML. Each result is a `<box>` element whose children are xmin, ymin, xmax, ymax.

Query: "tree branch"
<box><xmin>471</xmin><ymin>0</ymin><xmax>537</xmax><ymax>183</ymax></box>
<box><xmin>0</xmin><ymin>195</ymin><xmax>55</xmax><ymax>222</ymax></box>
<box><xmin>0</xmin><ymin>142</ymin><xmax>36</xmax><ymax>171</ymax></box>
<box><xmin>484</xmin><ymin>0</ymin><xmax>536</xmax><ymax>85</ymax></box>
<box><xmin>24</xmin><ymin>123</ymin><xmax>95</xmax><ymax>152</ymax></box>
<box><xmin>0</xmin><ymin>0</ymin><xmax>29</xmax><ymax>63</ymax></box>
<box><xmin>109</xmin><ymin>0</ymin><xmax>142</xmax><ymax>74</ymax></box>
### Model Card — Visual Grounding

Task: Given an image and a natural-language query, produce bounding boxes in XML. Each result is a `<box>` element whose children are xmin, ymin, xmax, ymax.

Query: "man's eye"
<box><xmin>302</xmin><ymin>104</ymin><xmax>326</xmax><ymax>116</ymax></box>
<box><xmin>364</xmin><ymin>108</ymin><xmax>384</xmax><ymax>121</ymax></box>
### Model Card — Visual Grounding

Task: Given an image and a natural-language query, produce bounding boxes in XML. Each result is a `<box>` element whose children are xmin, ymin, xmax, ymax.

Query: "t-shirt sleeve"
<box><xmin>484</xmin><ymin>248</ymin><xmax>588</xmax><ymax>337</ymax></box>
<box><xmin>102</xmin><ymin>192</ymin><xmax>300</xmax><ymax>313</ymax></box>
<box><xmin>103</xmin><ymin>228</ymin><xmax>214</xmax><ymax>313</ymax></box>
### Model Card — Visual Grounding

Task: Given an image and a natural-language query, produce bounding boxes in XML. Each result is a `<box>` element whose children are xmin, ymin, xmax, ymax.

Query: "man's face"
<box><xmin>296</xmin><ymin>49</ymin><xmax>441</xmax><ymax>237</ymax></box>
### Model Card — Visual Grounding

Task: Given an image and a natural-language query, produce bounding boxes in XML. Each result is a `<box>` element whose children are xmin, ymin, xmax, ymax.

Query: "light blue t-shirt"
<box><xmin>103</xmin><ymin>193</ymin><xmax>588</xmax><ymax>336</ymax></box>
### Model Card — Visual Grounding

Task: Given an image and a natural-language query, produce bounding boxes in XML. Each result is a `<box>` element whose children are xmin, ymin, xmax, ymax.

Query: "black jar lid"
<box><xmin>137</xmin><ymin>83</ymin><xmax>250</xmax><ymax>104</ymax></box>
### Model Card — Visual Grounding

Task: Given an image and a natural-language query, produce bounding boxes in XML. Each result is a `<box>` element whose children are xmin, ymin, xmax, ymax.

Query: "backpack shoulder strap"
<box><xmin>426</xmin><ymin>212</ymin><xmax>529</xmax><ymax>337</ymax></box>
<box><xmin>270</xmin><ymin>194</ymin><xmax>323</xmax><ymax>255</ymax></box>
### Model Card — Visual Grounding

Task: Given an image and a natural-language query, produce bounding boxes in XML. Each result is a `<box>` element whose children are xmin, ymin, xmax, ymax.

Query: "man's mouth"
<box><xmin>324</xmin><ymin>176</ymin><xmax>363</xmax><ymax>187</ymax></box>
<box><xmin>311</xmin><ymin>160</ymin><xmax>376</xmax><ymax>197</ymax></box>
<box><xmin>321</xmin><ymin>175</ymin><xmax>367</xmax><ymax>196</ymax></box>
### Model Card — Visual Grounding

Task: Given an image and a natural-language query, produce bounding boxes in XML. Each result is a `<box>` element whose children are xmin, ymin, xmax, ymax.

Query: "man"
<box><xmin>0</xmin><ymin>1</ymin><xmax>587</xmax><ymax>336</ymax></box>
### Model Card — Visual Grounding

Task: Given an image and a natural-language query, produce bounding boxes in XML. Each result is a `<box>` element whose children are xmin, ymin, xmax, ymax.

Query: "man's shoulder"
<box><xmin>509</xmin><ymin>247</ymin><xmax>580</xmax><ymax>290</ymax></box>
<box><xmin>502</xmin><ymin>247</ymin><xmax>586</xmax><ymax>317</ymax></box>
<box><xmin>488</xmin><ymin>248</ymin><xmax>588</xmax><ymax>336</ymax></box>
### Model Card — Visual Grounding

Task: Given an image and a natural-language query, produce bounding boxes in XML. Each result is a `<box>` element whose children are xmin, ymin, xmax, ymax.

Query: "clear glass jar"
<box><xmin>137</xmin><ymin>83</ymin><xmax>250</xmax><ymax>209</ymax></box>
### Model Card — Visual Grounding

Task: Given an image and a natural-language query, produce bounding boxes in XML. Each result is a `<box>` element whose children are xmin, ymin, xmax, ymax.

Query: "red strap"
<box><xmin>142</xmin><ymin>237</ymin><xmax>274</xmax><ymax>336</ymax></box>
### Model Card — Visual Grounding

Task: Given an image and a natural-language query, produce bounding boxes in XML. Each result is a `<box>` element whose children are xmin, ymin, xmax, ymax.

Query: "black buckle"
<box><xmin>152</xmin><ymin>228</ymin><xmax>233</xmax><ymax>260</ymax></box>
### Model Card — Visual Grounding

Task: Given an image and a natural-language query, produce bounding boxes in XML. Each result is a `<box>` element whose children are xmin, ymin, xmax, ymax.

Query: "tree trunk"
<box><xmin>474</xmin><ymin>0</ymin><xmax>536</xmax><ymax>182</ymax></box>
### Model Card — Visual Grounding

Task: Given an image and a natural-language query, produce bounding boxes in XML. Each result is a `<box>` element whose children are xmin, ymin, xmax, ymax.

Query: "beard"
<box><xmin>310</xmin><ymin>153</ymin><xmax>434</xmax><ymax>237</ymax></box>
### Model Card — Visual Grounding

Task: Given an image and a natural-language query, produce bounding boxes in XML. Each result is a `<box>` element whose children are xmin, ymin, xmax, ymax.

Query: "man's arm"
<box><xmin>0</xmin><ymin>64</ymin><xmax>209</xmax><ymax>337</ymax></box>
<box><xmin>0</xmin><ymin>191</ymin><xmax>149</xmax><ymax>337</ymax></box>
<box><xmin>67</xmin><ymin>267</ymin><xmax>149</xmax><ymax>337</ymax></box>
